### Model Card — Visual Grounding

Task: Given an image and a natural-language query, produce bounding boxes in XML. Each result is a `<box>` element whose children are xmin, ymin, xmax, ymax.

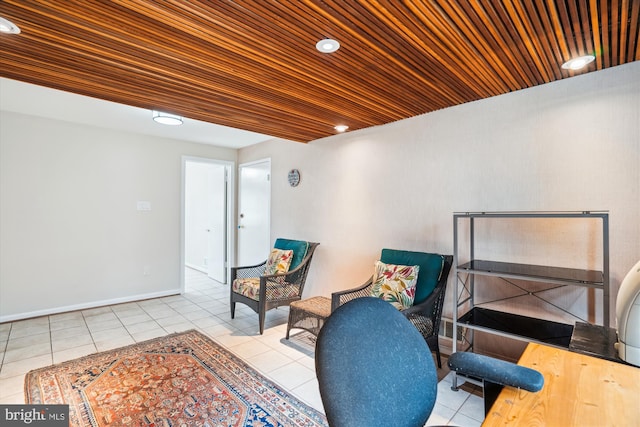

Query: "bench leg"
<box><xmin>286</xmin><ymin>320</ymin><xmax>292</xmax><ymax>339</ymax></box>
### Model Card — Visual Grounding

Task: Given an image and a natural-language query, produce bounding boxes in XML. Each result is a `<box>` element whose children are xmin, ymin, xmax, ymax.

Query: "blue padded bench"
<box><xmin>448</xmin><ymin>352</ymin><xmax>544</xmax><ymax>415</ymax></box>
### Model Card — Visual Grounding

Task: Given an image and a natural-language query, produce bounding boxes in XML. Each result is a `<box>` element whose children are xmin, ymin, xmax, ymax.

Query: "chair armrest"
<box><xmin>259</xmin><ymin>273</ymin><xmax>295</xmax><ymax>290</ymax></box>
<box><xmin>233</xmin><ymin>260</ymin><xmax>268</xmax><ymax>270</ymax></box>
<box><xmin>231</xmin><ymin>261</ymin><xmax>267</xmax><ymax>281</ymax></box>
<box><xmin>331</xmin><ymin>278</ymin><xmax>373</xmax><ymax>311</ymax></box>
<box><xmin>402</xmin><ymin>285</ymin><xmax>441</xmax><ymax>316</ymax></box>
<box><xmin>448</xmin><ymin>352</ymin><xmax>544</xmax><ymax>392</ymax></box>
<box><xmin>401</xmin><ymin>284</ymin><xmax>447</xmax><ymax>341</ymax></box>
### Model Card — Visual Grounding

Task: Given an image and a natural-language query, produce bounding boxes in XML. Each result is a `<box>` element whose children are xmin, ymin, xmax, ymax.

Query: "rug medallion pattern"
<box><xmin>25</xmin><ymin>330</ymin><xmax>327</xmax><ymax>427</ymax></box>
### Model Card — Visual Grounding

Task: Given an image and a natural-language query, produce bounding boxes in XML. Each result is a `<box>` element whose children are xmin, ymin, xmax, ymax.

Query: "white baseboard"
<box><xmin>0</xmin><ymin>289</ymin><xmax>182</xmax><ymax>323</ymax></box>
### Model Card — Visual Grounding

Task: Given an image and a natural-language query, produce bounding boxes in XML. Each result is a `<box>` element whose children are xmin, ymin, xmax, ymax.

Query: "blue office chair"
<box><xmin>315</xmin><ymin>297</ymin><xmax>438</xmax><ymax>427</ymax></box>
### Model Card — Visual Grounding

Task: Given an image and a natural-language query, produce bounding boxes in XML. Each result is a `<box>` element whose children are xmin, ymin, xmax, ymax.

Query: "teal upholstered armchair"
<box><xmin>331</xmin><ymin>249</ymin><xmax>453</xmax><ymax>367</ymax></box>
<box><xmin>230</xmin><ymin>238</ymin><xmax>319</xmax><ymax>334</ymax></box>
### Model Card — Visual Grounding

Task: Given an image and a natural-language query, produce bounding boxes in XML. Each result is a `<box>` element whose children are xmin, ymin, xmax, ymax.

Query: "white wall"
<box><xmin>1</xmin><ymin>63</ymin><xmax>638</xmax><ymax>328</ymax></box>
<box><xmin>0</xmin><ymin>112</ymin><xmax>236</xmax><ymax>321</ymax></box>
<box><xmin>239</xmin><ymin>62</ymin><xmax>640</xmax><ymax>327</ymax></box>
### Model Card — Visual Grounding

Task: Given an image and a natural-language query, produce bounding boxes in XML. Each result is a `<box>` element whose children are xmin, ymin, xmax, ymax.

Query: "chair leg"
<box><xmin>259</xmin><ymin>309</ymin><xmax>265</xmax><ymax>335</ymax></box>
<box><xmin>427</xmin><ymin>336</ymin><xmax>442</xmax><ymax>369</ymax></box>
<box><xmin>230</xmin><ymin>300</ymin><xmax>236</xmax><ymax>319</ymax></box>
<box><xmin>483</xmin><ymin>380</ymin><xmax>504</xmax><ymax>415</ymax></box>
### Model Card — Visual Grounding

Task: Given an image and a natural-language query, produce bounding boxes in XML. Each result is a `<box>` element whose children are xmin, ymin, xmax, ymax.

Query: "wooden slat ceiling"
<box><xmin>1</xmin><ymin>1</ymin><xmax>638</xmax><ymax>143</ymax></box>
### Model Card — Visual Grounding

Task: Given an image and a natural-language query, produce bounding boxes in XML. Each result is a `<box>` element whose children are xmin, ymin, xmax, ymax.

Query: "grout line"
<box><xmin>80</xmin><ymin>309</ymin><xmax>97</xmax><ymax>352</ymax></box>
<box><xmin>47</xmin><ymin>316</ymin><xmax>53</xmax><ymax>366</ymax></box>
<box><xmin>0</xmin><ymin>323</ymin><xmax>12</xmax><ymax>367</ymax></box>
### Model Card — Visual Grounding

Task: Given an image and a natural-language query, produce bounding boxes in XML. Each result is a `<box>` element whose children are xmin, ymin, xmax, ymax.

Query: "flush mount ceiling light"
<box><xmin>334</xmin><ymin>124</ymin><xmax>349</xmax><ymax>133</ymax></box>
<box><xmin>562</xmin><ymin>55</ymin><xmax>595</xmax><ymax>70</ymax></box>
<box><xmin>0</xmin><ymin>16</ymin><xmax>20</xmax><ymax>34</ymax></box>
<box><xmin>152</xmin><ymin>110</ymin><xmax>183</xmax><ymax>126</ymax></box>
<box><xmin>316</xmin><ymin>38</ymin><xmax>340</xmax><ymax>53</ymax></box>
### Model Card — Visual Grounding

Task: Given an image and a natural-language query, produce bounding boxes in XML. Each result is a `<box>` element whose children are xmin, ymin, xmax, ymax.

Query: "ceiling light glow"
<box><xmin>334</xmin><ymin>124</ymin><xmax>349</xmax><ymax>133</ymax></box>
<box><xmin>562</xmin><ymin>55</ymin><xmax>595</xmax><ymax>70</ymax></box>
<box><xmin>0</xmin><ymin>17</ymin><xmax>20</xmax><ymax>34</ymax></box>
<box><xmin>152</xmin><ymin>110</ymin><xmax>183</xmax><ymax>126</ymax></box>
<box><xmin>316</xmin><ymin>38</ymin><xmax>340</xmax><ymax>53</ymax></box>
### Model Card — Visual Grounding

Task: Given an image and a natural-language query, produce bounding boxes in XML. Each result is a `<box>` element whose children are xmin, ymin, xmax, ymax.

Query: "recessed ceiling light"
<box><xmin>152</xmin><ymin>110</ymin><xmax>183</xmax><ymax>126</ymax></box>
<box><xmin>0</xmin><ymin>17</ymin><xmax>21</xmax><ymax>34</ymax></box>
<box><xmin>316</xmin><ymin>38</ymin><xmax>340</xmax><ymax>53</ymax></box>
<box><xmin>562</xmin><ymin>55</ymin><xmax>595</xmax><ymax>70</ymax></box>
<box><xmin>334</xmin><ymin>124</ymin><xmax>349</xmax><ymax>133</ymax></box>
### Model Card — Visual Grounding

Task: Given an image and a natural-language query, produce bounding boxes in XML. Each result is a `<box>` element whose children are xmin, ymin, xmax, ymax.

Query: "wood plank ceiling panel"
<box><xmin>0</xmin><ymin>0</ymin><xmax>638</xmax><ymax>142</ymax></box>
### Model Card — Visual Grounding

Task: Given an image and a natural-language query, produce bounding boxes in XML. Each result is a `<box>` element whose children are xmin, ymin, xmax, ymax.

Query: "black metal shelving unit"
<box><xmin>452</xmin><ymin>211</ymin><xmax>609</xmax><ymax>386</ymax></box>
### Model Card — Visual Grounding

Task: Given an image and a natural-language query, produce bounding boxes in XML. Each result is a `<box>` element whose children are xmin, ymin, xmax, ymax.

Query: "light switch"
<box><xmin>137</xmin><ymin>201</ymin><xmax>151</xmax><ymax>211</ymax></box>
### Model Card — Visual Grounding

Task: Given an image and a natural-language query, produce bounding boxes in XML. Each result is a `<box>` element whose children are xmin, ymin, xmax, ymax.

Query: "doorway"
<box><xmin>182</xmin><ymin>157</ymin><xmax>234</xmax><ymax>290</ymax></box>
<box><xmin>237</xmin><ymin>159</ymin><xmax>271</xmax><ymax>265</ymax></box>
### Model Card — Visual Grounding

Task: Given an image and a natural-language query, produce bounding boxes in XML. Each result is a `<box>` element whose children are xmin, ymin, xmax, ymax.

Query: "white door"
<box><xmin>206</xmin><ymin>165</ymin><xmax>227</xmax><ymax>282</ymax></box>
<box><xmin>238</xmin><ymin>159</ymin><xmax>271</xmax><ymax>265</ymax></box>
<box><xmin>183</xmin><ymin>158</ymin><xmax>230</xmax><ymax>285</ymax></box>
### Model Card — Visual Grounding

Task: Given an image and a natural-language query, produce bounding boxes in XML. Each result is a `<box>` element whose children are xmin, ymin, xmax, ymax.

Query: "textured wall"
<box><xmin>239</xmin><ymin>62</ymin><xmax>640</xmax><ymax>330</ymax></box>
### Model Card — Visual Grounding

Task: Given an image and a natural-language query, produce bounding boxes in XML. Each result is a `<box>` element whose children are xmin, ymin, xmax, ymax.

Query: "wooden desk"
<box><xmin>482</xmin><ymin>342</ymin><xmax>640</xmax><ymax>426</ymax></box>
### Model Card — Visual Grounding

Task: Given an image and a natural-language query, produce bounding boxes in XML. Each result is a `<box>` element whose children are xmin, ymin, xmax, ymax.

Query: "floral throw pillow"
<box><xmin>371</xmin><ymin>261</ymin><xmax>420</xmax><ymax>310</ymax></box>
<box><xmin>264</xmin><ymin>248</ymin><xmax>294</xmax><ymax>275</ymax></box>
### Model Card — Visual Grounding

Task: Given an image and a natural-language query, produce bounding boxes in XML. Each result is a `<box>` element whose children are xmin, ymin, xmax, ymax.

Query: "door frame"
<box><xmin>181</xmin><ymin>156</ymin><xmax>235</xmax><ymax>292</ymax></box>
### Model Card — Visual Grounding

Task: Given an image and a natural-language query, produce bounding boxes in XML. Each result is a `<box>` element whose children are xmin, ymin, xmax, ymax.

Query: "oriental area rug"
<box><xmin>25</xmin><ymin>330</ymin><xmax>328</xmax><ymax>427</ymax></box>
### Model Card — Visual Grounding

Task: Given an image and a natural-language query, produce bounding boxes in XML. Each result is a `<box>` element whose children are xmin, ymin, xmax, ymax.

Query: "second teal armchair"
<box><xmin>332</xmin><ymin>249</ymin><xmax>452</xmax><ymax>367</ymax></box>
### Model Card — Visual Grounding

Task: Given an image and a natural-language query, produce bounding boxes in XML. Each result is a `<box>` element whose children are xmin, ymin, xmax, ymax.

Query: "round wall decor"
<box><xmin>288</xmin><ymin>169</ymin><xmax>301</xmax><ymax>187</ymax></box>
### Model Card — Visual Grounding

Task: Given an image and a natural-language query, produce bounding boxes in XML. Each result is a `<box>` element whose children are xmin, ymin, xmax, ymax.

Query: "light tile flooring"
<box><xmin>0</xmin><ymin>269</ymin><xmax>483</xmax><ymax>426</ymax></box>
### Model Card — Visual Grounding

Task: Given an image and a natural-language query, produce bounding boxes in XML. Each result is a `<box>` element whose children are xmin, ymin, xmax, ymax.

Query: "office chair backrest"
<box><xmin>315</xmin><ymin>297</ymin><xmax>438</xmax><ymax>427</ymax></box>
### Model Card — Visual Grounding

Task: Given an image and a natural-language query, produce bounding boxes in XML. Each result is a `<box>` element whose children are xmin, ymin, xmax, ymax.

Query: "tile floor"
<box><xmin>0</xmin><ymin>269</ymin><xmax>484</xmax><ymax>426</ymax></box>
